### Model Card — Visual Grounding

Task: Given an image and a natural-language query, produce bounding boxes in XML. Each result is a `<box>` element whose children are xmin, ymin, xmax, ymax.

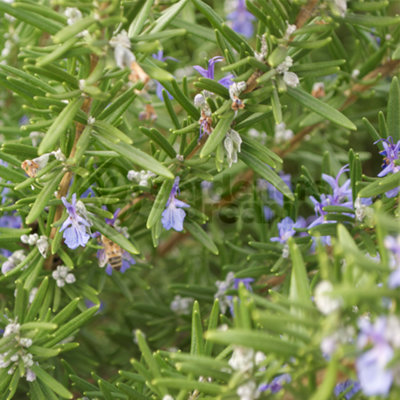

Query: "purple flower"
<box><xmin>227</xmin><ymin>0</ymin><xmax>255</xmax><ymax>38</ymax></box>
<box><xmin>375</xmin><ymin>137</ymin><xmax>400</xmax><ymax>198</ymax></box>
<box><xmin>161</xmin><ymin>177</ymin><xmax>190</xmax><ymax>231</ymax></box>
<box><xmin>385</xmin><ymin>235</ymin><xmax>400</xmax><ymax>288</ymax></box>
<box><xmin>0</xmin><ymin>215</ymin><xmax>22</xmax><ymax>229</ymax></box>
<box><xmin>376</xmin><ymin>137</ymin><xmax>400</xmax><ymax>177</ymax></box>
<box><xmin>334</xmin><ymin>379</ymin><xmax>361</xmax><ymax>399</ymax></box>
<box><xmin>270</xmin><ymin>217</ymin><xmax>305</xmax><ymax>244</ymax></box>
<box><xmin>227</xmin><ymin>277</ymin><xmax>254</xmax><ymax>315</ymax></box>
<box><xmin>193</xmin><ymin>56</ymin><xmax>234</xmax><ymax>88</ymax></box>
<box><xmin>259</xmin><ymin>373</ymin><xmax>291</xmax><ymax>394</ymax></box>
<box><xmin>308</xmin><ymin>165</ymin><xmax>353</xmax><ymax>229</ymax></box>
<box><xmin>152</xmin><ymin>50</ymin><xmax>178</xmax><ymax>101</ymax></box>
<box><xmin>356</xmin><ymin>317</ymin><xmax>394</xmax><ymax>396</ymax></box>
<box><xmin>60</xmin><ymin>194</ymin><xmax>91</xmax><ymax>249</ymax></box>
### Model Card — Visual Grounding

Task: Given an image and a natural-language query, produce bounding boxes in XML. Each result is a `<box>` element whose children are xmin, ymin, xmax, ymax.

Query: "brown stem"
<box><xmin>44</xmin><ymin>57</ymin><xmax>98</xmax><ymax>270</ymax></box>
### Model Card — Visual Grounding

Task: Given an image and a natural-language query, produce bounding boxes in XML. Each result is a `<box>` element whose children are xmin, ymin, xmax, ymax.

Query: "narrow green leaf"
<box><xmin>140</xmin><ymin>127</ymin><xmax>176</xmax><ymax>158</ymax></box>
<box><xmin>0</xmin><ymin>64</ymin><xmax>57</xmax><ymax>94</ymax></box>
<box><xmin>51</xmin><ymin>298</ymin><xmax>80</xmax><ymax>325</ymax></box>
<box><xmin>287</xmin><ymin>87</ymin><xmax>356</xmax><ymax>130</ymax></box>
<box><xmin>128</xmin><ymin>0</ymin><xmax>155</xmax><ymax>37</ymax></box>
<box><xmin>0</xmin><ymin>2</ymin><xmax>62</xmax><ymax>34</ymax></box>
<box><xmin>29</xmin><ymin>346</ymin><xmax>60</xmax><ymax>358</ymax></box>
<box><xmin>358</xmin><ymin>172</ymin><xmax>400</xmax><ymax>198</ymax></box>
<box><xmin>135</xmin><ymin>331</ymin><xmax>167</xmax><ymax>397</ymax></box>
<box><xmin>12</xmin><ymin>2</ymin><xmax>67</xmax><ymax>23</ymax></box>
<box><xmin>205</xmin><ymin>329</ymin><xmax>300</xmax><ymax>356</ymax></box>
<box><xmin>191</xmin><ymin>0</ymin><xmax>224</xmax><ymax>31</ymax></box>
<box><xmin>185</xmin><ymin>220</ymin><xmax>219</xmax><ymax>255</ymax></box>
<box><xmin>288</xmin><ymin>238</ymin><xmax>312</xmax><ymax>307</ymax></box>
<box><xmin>146</xmin><ymin>179</ymin><xmax>174</xmax><ymax>229</ymax></box>
<box><xmin>288</xmin><ymin>37</ymin><xmax>332</xmax><ymax>49</ymax></box>
<box><xmin>204</xmin><ymin>299</ymin><xmax>219</xmax><ymax>356</ymax></box>
<box><xmin>30</xmin><ymin>365</ymin><xmax>73</xmax><ymax>399</ymax></box>
<box><xmin>190</xmin><ymin>301</ymin><xmax>204</xmax><ymax>355</ymax></box>
<box><xmin>344</xmin><ymin>13</ymin><xmax>400</xmax><ymax>27</ymax></box>
<box><xmin>241</xmin><ymin>136</ymin><xmax>282</xmax><ymax>168</ymax></box>
<box><xmin>150</xmin><ymin>0</ymin><xmax>189</xmax><ymax>33</ymax></box>
<box><xmin>151</xmin><ymin>378</ymin><xmax>223</xmax><ymax>395</ymax></box>
<box><xmin>46</xmin><ymin>305</ymin><xmax>99</xmax><ymax>347</ymax></box>
<box><xmin>53</xmin><ymin>16</ymin><xmax>96</xmax><ymax>43</ymax></box>
<box><xmin>93</xmin><ymin>120</ymin><xmax>133</xmax><ymax>144</ymax></box>
<box><xmin>38</xmin><ymin>97</ymin><xmax>84</xmax><ymax>154</ymax></box>
<box><xmin>194</xmin><ymin>78</ymin><xmax>230</xmax><ymax>99</ymax></box>
<box><xmin>25</xmin><ymin>278</ymin><xmax>49</xmax><ymax>321</ymax></box>
<box><xmin>36</xmin><ymin>37</ymin><xmax>80</xmax><ymax>67</ymax></box>
<box><xmin>91</xmin><ymin>216</ymin><xmax>139</xmax><ymax>255</ymax></box>
<box><xmin>25</xmin><ymin>170</ymin><xmax>64</xmax><ymax>225</ymax></box>
<box><xmin>163</xmin><ymin>79</ymin><xmax>199</xmax><ymax>120</ymax></box>
<box><xmin>94</xmin><ymin>134</ymin><xmax>174</xmax><ymax>179</ymax></box>
<box><xmin>310</xmin><ymin>357</ymin><xmax>338</xmax><ymax>400</ymax></box>
<box><xmin>200</xmin><ymin>113</ymin><xmax>234</xmax><ymax>158</ymax></box>
<box><xmin>239</xmin><ymin>149</ymin><xmax>294</xmax><ymax>200</ymax></box>
<box><xmin>387</xmin><ymin>77</ymin><xmax>400</xmax><ymax>142</ymax></box>
<box><xmin>362</xmin><ymin>117</ymin><xmax>381</xmax><ymax>145</ymax></box>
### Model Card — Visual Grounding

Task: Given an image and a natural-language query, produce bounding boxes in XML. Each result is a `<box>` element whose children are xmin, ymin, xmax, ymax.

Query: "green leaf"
<box><xmin>286</xmin><ymin>87</ymin><xmax>356</xmax><ymax>130</ymax></box>
<box><xmin>135</xmin><ymin>330</ymin><xmax>167</xmax><ymax>397</ymax></box>
<box><xmin>163</xmin><ymin>79</ymin><xmax>199</xmax><ymax>120</ymax></box>
<box><xmin>93</xmin><ymin>120</ymin><xmax>133</xmax><ymax>144</ymax></box>
<box><xmin>358</xmin><ymin>172</ymin><xmax>400</xmax><ymax>198</ymax></box>
<box><xmin>53</xmin><ymin>16</ymin><xmax>96</xmax><ymax>43</ymax></box>
<box><xmin>150</xmin><ymin>0</ymin><xmax>189</xmax><ymax>33</ymax></box>
<box><xmin>194</xmin><ymin>78</ymin><xmax>230</xmax><ymax>99</ymax></box>
<box><xmin>190</xmin><ymin>301</ymin><xmax>204</xmax><ymax>355</ymax></box>
<box><xmin>46</xmin><ymin>305</ymin><xmax>99</xmax><ymax>347</ymax></box>
<box><xmin>344</xmin><ymin>13</ymin><xmax>400</xmax><ymax>27</ymax></box>
<box><xmin>0</xmin><ymin>2</ymin><xmax>62</xmax><ymax>34</ymax></box>
<box><xmin>20</xmin><ymin>322</ymin><xmax>57</xmax><ymax>331</ymax></box>
<box><xmin>25</xmin><ymin>170</ymin><xmax>64</xmax><ymax>225</ymax></box>
<box><xmin>288</xmin><ymin>238</ymin><xmax>312</xmax><ymax>307</ymax></box>
<box><xmin>29</xmin><ymin>346</ymin><xmax>60</xmax><ymax>358</ymax></box>
<box><xmin>310</xmin><ymin>357</ymin><xmax>339</xmax><ymax>400</ymax></box>
<box><xmin>25</xmin><ymin>277</ymin><xmax>49</xmax><ymax>321</ymax></box>
<box><xmin>205</xmin><ymin>329</ymin><xmax>300</xmax><ymax>356</ymax></box>
<box><xmin>191</xmin><ymin>0</ymin><xmax>224</xmax><ymax>31</ymax></box>
<box><xmin>128</xmin><ymin>0</ymin><xmax>155</xmax><ymax>37</ymax></box>
<box><xmin>36</xmin><ymin>37</ymin><xmax>80</xmax><ymax>67</ymax></box>
<box><xmin>185</xmin><ymin>220</ymin><xmax>219</xmax><ymax>255</ymax></box>
<box><xmin>200</xmin><ymin>113</ymin><xmax>234</xmax><ymax>158</ymax></box>
<box><xmin>387</xmin><ymin>77</ymin><xmax>400</xmax><ymax>142</ymax></box>
<box><xmin>146</xmin><ymin>179</ymin><xmax>174</xmax><ymax>229</ymax></box>
<box><xmin>204</xmin><ymin>300</ymin><xmax>219</xmax><ymax>356</ymax></box>
<box><xmin>38</xmin><ymin>97</ymin><xmax>84</xmax><ymax>154</ymax></box>
<box><xmin>51</xmin><ymin>298</ymin><xmax>80</xmax><ymax>324</ymax></box>
<box><xmin>239</xmin><ymin>149</ymin><xmax>294</xmax><ymax>200</ymax></box>
<box><xmin>151</xmin><ymin>378</ymin><xmax>223</xmax><ymax>395</ymax></box>
<box><xmin>30</xmin><ymin>364</ymin><xmax>73</xmax><ymax>399</ymax></box>
<box><xmin>241</xmin><ymin>135</ymin><xmax>282</xmax><ymax>168</ymax></box>
<box><xmin>94</xmin><ymin>133</ymin><xmax>174</xmax><ymax>179</ymax></box>
<box><xmin>140</xmin><ymin>127</ymin><xmax>176</xmax><ymax>158</ymax></box>
<box><xmin>91</xmin><ymin>216</ymin><xmax>139</xmax><ymax>255</ymax></box>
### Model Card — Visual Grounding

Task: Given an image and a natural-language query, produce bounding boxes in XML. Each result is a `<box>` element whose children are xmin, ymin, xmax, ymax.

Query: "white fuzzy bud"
<box><xmin>194</xmin><ymin>93</ymin><xmax>206</xmax><ymax>108</ymax></box>
<box><xmin>36</xmin><ymin>236</ymin><xmax>49</xmax><ymax>258</ymax></box>
<box><xmin>314</xmin><ymin>281</ymin><xmax>342</xmax><ymax>315</ymax></box>
<box><xmin>283</xmin><ymin>71</ymin><xmax>299</xmax><ymax>87</ymax></box>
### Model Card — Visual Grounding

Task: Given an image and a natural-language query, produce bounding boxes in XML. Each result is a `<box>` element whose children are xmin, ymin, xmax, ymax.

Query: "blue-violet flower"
<box><xmin>60</xmin><ymin>193</ymin><xmax>91</xmax><ymax>249</ymax></box>
<box><xmin>161</xmin><ymin>177</ymin><xmax>190</xmax><ymax>231</ymax></box>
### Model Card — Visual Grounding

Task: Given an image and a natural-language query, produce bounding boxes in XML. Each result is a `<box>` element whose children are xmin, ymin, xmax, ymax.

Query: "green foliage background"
<box><xmin>0</xmin><ymin>0</ymin><xmax>400</xmax><ymax>399</ymax></box>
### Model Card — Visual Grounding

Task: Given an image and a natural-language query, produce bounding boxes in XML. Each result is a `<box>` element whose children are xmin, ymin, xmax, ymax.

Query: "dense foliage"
<box><xmin>0</xmin><ymin>0</ymin><xmax>400</xmax><ymax>399</ymax></box>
